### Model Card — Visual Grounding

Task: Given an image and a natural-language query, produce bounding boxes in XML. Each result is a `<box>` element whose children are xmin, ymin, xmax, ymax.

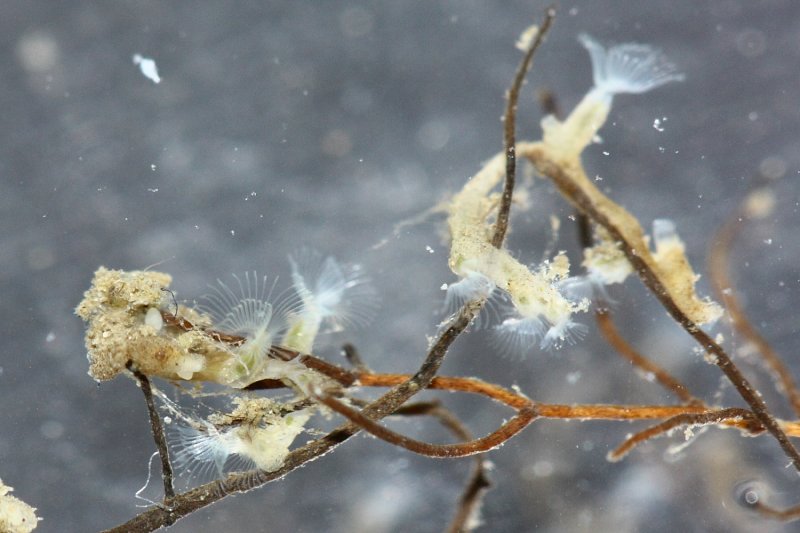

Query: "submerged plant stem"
<box><xmin>128</xmin><ymin>365</ymin><xmax>176</xmax><ymax>504</ymax></box>
<box><xmin>708</xmin><ymin>199</ymin><xmax>800</xmax><ymax>417</ymax></box>
<box><xmin>596</xmin><ymin>310</ymin><xmax>700</xmax><ymax>405</ymax></box>
<box><xmin>392</xmin><ymin>401</ymin><xmax>490</xmax><ymax>533</ymax></box>
<box><xmin>525</xmin><ymin>144</ymin><xmax>800</xmax><ymax>473</ymax></box>
<box><xmin>492</xmin><ymin>6</ymin><xmax>555</xmax><ymax>248</ymax></box>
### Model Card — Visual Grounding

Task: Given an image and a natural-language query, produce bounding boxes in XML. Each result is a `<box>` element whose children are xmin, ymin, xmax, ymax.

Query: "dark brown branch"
<box><xmin>596</xmin><ymin>310</ymin><xmax>700</xmax><ymax>405</ymax></box>
<box><xmin>491</xmin><ymin>7</ymin><xmax>555</xmax><ymax>248</ymax></box>
<box><xmin>316</xmin><ymin>393</ymin><xmax>537</xmax><ymax>458</ymax></box>
<box><xmin>528</xmin><ymin>149</ymin><xmax>800</xmax><ymax>473</ymax></box>
<box><xmin>391</xmin><ymin>401</ymin><xmax>491</xmax><ymax>533</ymax></box>
<box><xmin>127</xmin><ymin>365</ymin><xmax>176</xmax><ymax>504</ymax></box>
<box><xmin>342</xmin><ymin>342</ymin><xmax>370</xmax><ymax>373</ymax></box>
<box><xmin>575</xmin><ymin>212</ymin><xmax>593</xmax><ymax>250</ymax></box>
<box><xmin>393</xmin><ymin>401</ymin><xmax>472</xmax><ymax>443</ymax></box>
<box><xmin>166</xmin><ymin>312</ymin><xmax>361</xmax><ymax>390</ymax></box>
<box><xmin>246</xmin><ymin>347</ymin><xmax>357</xmax><ymax>388</ymax></box>
<box><xmin>536</xmin><ymin>88</ymin><xmax>561</xmax><ymax>118</ymax></box>
<box><xmin>748</xmin><ymin>500</ymin><xmax>800</xmax><ymax>522</ymax></box>
<box><xmin>609</xmin><ymin>407</ymin><xmax>762</xmax><ymax>461</ymax></box>
<box><xmin>446</xmin><ymin>462</ymin><xmax>491</xmax><ymax>533</ymax></box>
<box><xmin>708</xmin><ymin>197</ymin><xmax>800</xmax><ymax>417</ymax></box>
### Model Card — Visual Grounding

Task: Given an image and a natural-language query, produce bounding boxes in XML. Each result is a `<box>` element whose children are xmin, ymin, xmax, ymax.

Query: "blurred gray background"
<box><xmin>2</xmin><ymin>1</ymin><xmax>800</xmax><ymax>531</ymax></box>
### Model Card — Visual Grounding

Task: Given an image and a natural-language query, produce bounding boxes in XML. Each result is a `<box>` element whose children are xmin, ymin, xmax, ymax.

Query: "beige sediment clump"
<box><xmin>75</xmin><ymin>267</ymin><xmax>338</xmax><ymax>394</ymax></box>
<box><xmin>75</xmin><ymin>267</ymin><xmax>228</xmax><ymax>382</ymax></box>
<box><xmin>0</xmin><ymin>478</ymin><xmax>39</xmax><ymax>533</ymax></box>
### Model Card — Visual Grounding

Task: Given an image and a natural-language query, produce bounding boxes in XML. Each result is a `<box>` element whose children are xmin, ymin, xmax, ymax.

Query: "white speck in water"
<box><xmin>594</xmin><ymin>175</ymin><xmax>603</xmax><ymax>182</ymax></box>
<box><xmin>163</xmin><ymin>416</ymin><xmax>172</xmax><ymax>425</ymax></box>
<box><xmin>653</xmin><ymin>117</ymin><xmax>667</xmax><ymax>132</ymax></box>
<box><xmin>230</xmin><ymin>230</ymin><xmax>235</xmax><ymax>236</ymax></box>
<box><xmin>658</xmin><ymin>146</ymin><xmax>665</xmax><ymax>153</ymax></box>
<box><xmin>46</xmin><ymin>332</ymin><xmax>56</xmax><ymax>343</ymax></box>
<box><xmin>147</xmin><ymin>188</ymin><xmax>159</xmax><ymax>193</ymax></box>
<box><xmin>150</xmin><ymin>164</ymin><xmax>157</xmax><ymax>171</ymax></box>
<box><xmin>763</xmin><ymin>238</ymin><xmax>773</xmax><ymax>245</ymax></box>
<box><xmin>602</xmin><ymin>151</ymin><xmax>610</xmax><ymax>156</ymax></box>
<box><xmin>748</xmin><ymin>111</ymin><xmax>759</xmax><ymax>121</ymax></box>
<box><xmin>132</xmin><ymin>54</ymin><xmax>161</xmax><ymax>84</ymax></box>
<box><xmin>425</xmin><ymin>245</ymin><xmax>434</xmax><ymax>254</ymax></box>
<box><xmin>440</xmin><ymin>283</ymin><xmax>448</xmax><ymax>291</ymax></box>
<box><xmin>566</xmin><ymin>371</ymin><xmax>581</xmax><ymax>384</ymax></box>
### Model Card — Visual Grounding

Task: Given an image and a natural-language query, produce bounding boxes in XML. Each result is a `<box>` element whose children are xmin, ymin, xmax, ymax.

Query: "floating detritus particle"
<box><xmin>132</xmin><ymin>54</ymin><xmax>161</xmax><ymax>84</ymax></box>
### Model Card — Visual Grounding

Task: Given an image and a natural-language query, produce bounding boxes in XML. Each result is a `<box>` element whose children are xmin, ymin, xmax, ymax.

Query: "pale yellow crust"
<box><xmin>0</xmin><ymin>479</ymin><xmax>38</xmax><ymax>533</ymax></box>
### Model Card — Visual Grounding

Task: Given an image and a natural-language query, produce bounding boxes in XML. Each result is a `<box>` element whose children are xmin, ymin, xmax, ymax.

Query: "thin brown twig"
<box><xmin>446</xmin><ymin>465</ymin><xmax>491</xmax><ymax>533</ymax></box>
<box><xmin>342</xmin><ymin>342</ymin><xmax>370</xmax><ymax>373</ymax></box>
<box><xmin>492</xmin><ymin>6</ymin><xmax>555</xmax><ymax>248</ymax></box>
<box><xmin>595</xmin><ymin>310</ymin><xmax>700</xmax><ymax>405</ymax></box>
<box><xmin>749</xmin><ymin>501</ymin><xmax>800</xmax><ymax>522</ymax></box>
<box><xmin>360</xmin><ymin>372</ymin><xmax>800</xmax><ymax>435</ymax></box>
<box><xmin>127</xmin><ymin>364</ymin><xmax>176</xmax><ymax>504</ymax></box>
<box><xmin>316</xmin><ymin>393</ymin><xmax>538</xmax><ymax>458</ymax></box>
<box><xmin>735</xmin><ymin>479</ymin><xmax>800</xmax><ymax>523</ymax></box>
<box><xmin>244</xmin><ymin>347</ymin><xmax>357</xmax><ymax>388</ymax></box>
<box><xmin>609</xmin><ymin>407</ymin><xmax>762</xmax><ymax>461</ymax></box>
<box><xmin>708</xmin><ymin>197</ymin><xmax>800</xmax><ymax>417</ymax></box>
<box><xmin>536</xmin><ymin>88</ymin><xmax>561</xmax><ymax>118</ymax></box>
<box><xmin>539</xmin><ymin>86</ymin><xmax>685</xmax><ymax>407</ymax></box>
<box><xmin>391</xmin><ymin>401</ymin><xmax>491</xmax><ymax>533</ymax></box>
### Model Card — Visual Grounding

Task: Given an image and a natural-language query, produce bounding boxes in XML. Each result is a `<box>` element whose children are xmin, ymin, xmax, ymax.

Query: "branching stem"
<box><xmin>127</xmin><ymin>365</ymin><xmax>176</xmax><ymax>505</ymax></box>
<box><xmin>526</xmin><ymin>146</ymin><xmax>800</xmax><ymax>473</ymax></box>
<box><xmin>492</xmin><ymin>7</ymin><xmax>555</xmax><ymax>248</ymax></box>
